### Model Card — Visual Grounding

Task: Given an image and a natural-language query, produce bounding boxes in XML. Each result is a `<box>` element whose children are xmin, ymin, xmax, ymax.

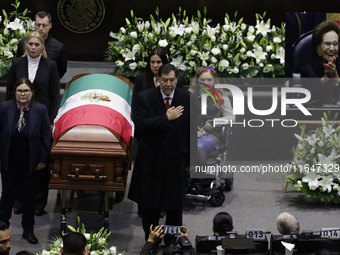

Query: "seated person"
<box><xmin>140</xmin><ymin>225</ymin><xmax>190</xmax><ymax>255</ymax></box>
<box><xmin>190</xmin><ymin>67</ymin><xmax>235</xmax><ymax>164</ymax></box>
<box><xmin>212</xmin><ymin>212</ymin><xmax>234</xmax><ymax>236</ymax></box>
<box><xmin>61</xmin><ymin>232</ymin><xmax>88</xmax><ymax>255</ymax></box>
<box><xmin>300</xmin><ymin>20</ymin><xmax>340</xmax><ymax>105</ymax></box>
<box><xmin>276</xmin><ymin>212</ymin><xmax>300</xmax><ymax>235</ymax></box>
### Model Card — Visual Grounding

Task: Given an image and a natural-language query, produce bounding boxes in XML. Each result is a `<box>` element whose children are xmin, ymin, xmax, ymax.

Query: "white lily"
<box><xmin>276</xmin><ymin>47</ymin><xmax>285</xmax><ymax>64</ymax></box>
<box><xmin>323</xmin><ymin>125</ymin><xmax>336</xmax><ymax>137</ymax></box>
<box><xmin>152</xmin><ymin>22</ymin><xmax>162</xmax><ymax>35</ymax></box>
<box><xmin>302</xmin><ymin>172</ymin><xmax>321</xmax><ymax>190</ymax></box>
<box><xmin>255</xmin><ymin>20</ymin><xmax>271</xmax><ymax>37</ymax></box>
<box><xmin>123</xmin><ymin>49</ymin><xmax>136</xmax><ymax>61</ymax></box>
<box><xmin>190</xmin><ymin>21</ymin><xmax>200</xmax><ymax>35</ymax></box>
<box><xmin>198</xmin><ymin>51</ymin><xmax>209</xmax><ymax>61</ymax></box>
<box><xmin>252</xmin><ymin>46</ymin><xmax>267</xmax><ymax>64</ymax></box>
<box><xmin>206</xmin><ymin>25</ymin><xmax>216</xmax><ymax>38</ymax></box>
<box><xmin>136</xmin><ymin>21</ymin><xmax>145</xmax><ymax>32</ymax></box>
<box><xmin>305</xmin><ymin>133</ymin><xmax>319</xmax><ymax>146</ymax></box>
<box><xmin>169</xmin><ymin>24</ymin><xmax>185</xmax><ymax>36</ymax></box>
<box><xmin>185</xmin><ymin>27</ymin><xmax>193</xmax><ymax>34</ymax></box>
<box><xmin>170</xmin><ymin>56</ymin><xmax>187</xmax><ymax>71</ymax></box>
<box><xmin>132</xmin><ymin>44</ymin><xmax>140</xmax><ymax>52</ymax></box>
<box><xmin>317</xmin><ymin>151</ymin><xmax>335</xmax><ymax>167</ymax></box>
<box><xmin>6</xmin><ymin>18</ymin><xmax>24</xmax><ymax>30</ymax></box>
<box><xmin>319</xmin><ymin>176</ymin><xmax>334</xmax><ymax>192</ymax></box>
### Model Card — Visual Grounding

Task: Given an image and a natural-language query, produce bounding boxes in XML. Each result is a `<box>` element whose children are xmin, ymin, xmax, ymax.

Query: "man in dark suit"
<box><xmin>16</xmin><ymin>11</ymin><xmax>67</xmax><ymax>79</ymax></box>
<box><xmin>128</xmin><ymin>64</ymin><xmax>192</xmax><ymax>247</ymax></box>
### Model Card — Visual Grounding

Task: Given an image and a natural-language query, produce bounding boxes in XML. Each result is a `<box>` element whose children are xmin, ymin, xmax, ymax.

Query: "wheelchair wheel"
<box><xmin>224</xmin><ymin>178</ymin><xmax>233</xmax><ymax>191</ymax></box>
<box><xmin>209</xmin><ymin>192</ymin><xmax>225</xmax><ymax>206</ymax></box>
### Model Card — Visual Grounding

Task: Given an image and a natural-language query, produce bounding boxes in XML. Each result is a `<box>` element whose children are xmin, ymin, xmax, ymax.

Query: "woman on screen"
<box><xmin>301</xmin><ymin>20</ymin><xmax>340</xmax><ymax>104</ymax></box>
<box><xmin>190</xmin><ymin>67</ymin><xmax>235</xmax><ymax>164</ymax></box>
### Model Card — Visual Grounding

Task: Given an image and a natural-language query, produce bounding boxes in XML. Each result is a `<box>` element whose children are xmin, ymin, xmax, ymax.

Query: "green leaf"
<box><xmin>130</xmin><ymin>10</ymin><xmax>134</xmax><ymax>19</ymax></box>
<box><xmin>204</xmin><ymin>6</ymin><xmax>207</xmax><ymax>16</ymax></box>
<box><xmin>197</xmin><ymin>10</ymin><xmax>201</xmax><ymax>19</ymax></box>
<box><xmin>68</xmin><ymin>226</ymin><xmax>77</xmax><ymax>232</ymax></box>
<box><xmin>323</xmin><ymin>112</ymin><xmax>328</xmax><ymax>121</ymax></box>
<box><xmin>179</xmin><ymin>6</ymin><xmax>182</xmax><ymax>13</ymax></box>
<box><xmin>165</xmin><ymin>18</ymin><xmax>170</xmax><ymax>27</ymax></box>
<box><xmin>237</xmin><ymin>17</ymin><xmax>243</xmax><ymax>26</ymax></box>
<box><xmin>234</xmin><ymin>11</ymin><xmax>238</xmax><ymax>19</ymax></box>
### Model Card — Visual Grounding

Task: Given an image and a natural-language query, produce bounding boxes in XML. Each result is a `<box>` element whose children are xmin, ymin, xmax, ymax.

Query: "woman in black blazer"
<box><xmin>6</xmin><ymin>31</ymin><xmax>60</xmax><ymax>125</ymax></box>
<box><xmin>131</xmin><ymin>47</ymin><xmax>183</xmax><ymax>118</ymax></box>
<box><xmin>0</xmin><ymin>78</ymin><xmax>51</xmax><ymax>244</ymax></box>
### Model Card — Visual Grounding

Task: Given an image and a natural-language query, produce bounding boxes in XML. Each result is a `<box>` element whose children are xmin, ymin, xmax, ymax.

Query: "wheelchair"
<box><xmin>185</xmin><ymin>124</ymin><xmax>233</xmax><ymax>207</ymax></box>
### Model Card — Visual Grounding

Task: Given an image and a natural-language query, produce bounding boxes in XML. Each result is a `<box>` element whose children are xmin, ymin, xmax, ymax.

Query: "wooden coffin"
<box><xmin>49</xmin><ymin>74</ymin><xmax>132</xmax><ymax>192</ymax></box>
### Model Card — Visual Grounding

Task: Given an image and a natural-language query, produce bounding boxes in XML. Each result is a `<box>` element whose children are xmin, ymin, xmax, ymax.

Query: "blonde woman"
<box><xmin>7</xmin><ymin>31</ymin><xmax>60</xmax><ymax>125</ymax></box>
<box><xmin>191</xmin><ymin>67</ymin><xmax>235</xmax><ymax>163</ymax></box>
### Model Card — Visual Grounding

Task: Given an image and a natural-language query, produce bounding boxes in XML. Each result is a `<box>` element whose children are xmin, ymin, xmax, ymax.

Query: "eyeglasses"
<box><xmin>35</xmin><ymin>23</ymin><xmax>49</xmax><ymax>28</ymax></box>
<box><xmin>16</xmin><ymin>89</ymin><xmax>31</xmax><ymax>94</ymax></box>
<box><xmin>322</xmin><ymin>41</ymin><xmax>340</xmax><ymax>48</ymax></box>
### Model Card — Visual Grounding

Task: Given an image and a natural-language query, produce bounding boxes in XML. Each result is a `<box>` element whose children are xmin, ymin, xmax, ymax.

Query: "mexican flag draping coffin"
<box><xmin>49</xmin><ymin>74</ymin><xmax>134</xmax><ymax>192</ymax></box>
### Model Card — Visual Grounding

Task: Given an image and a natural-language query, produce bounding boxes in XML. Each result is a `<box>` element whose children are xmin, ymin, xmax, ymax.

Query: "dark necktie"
<box><xmin>165</xmin><ymin>97</ymin><xmax>170</xmax><ymax>110</ymax></box>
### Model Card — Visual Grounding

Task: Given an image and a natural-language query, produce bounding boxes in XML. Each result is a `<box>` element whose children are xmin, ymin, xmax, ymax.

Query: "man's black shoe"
<box><xmin>22</xmin><ymin>232</ymin><xmax>38</xmax><ymax>244</ymax></box>
<box><xmin>14</xmin><ymin>207</ymin><xmax>22</xmax><ymax>215</ymax></box>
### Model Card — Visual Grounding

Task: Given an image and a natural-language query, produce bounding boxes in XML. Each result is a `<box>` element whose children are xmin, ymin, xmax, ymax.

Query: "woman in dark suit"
<box><xmin>0</xmin><ymin>78</ymin><xmax>51</xmax><ymax>244</ymax></box>
<box><xmin>131</xmin><ymin>47</ymin><xmax>183</xmax><ymax>117</ymax></box>
<box><xmin>300</xmin><ymin>21</ymin><xmax>340</xmax><ymax>105</ymax></box>
<box><xmin>6</xmin><ymin>31</ymin><xmax>59</xmax><ymax>216</ymax></box>
<box><xmin>6</xmin><ymin>31</ymin><xmax>60</xmax><ymax>125</ymax></box>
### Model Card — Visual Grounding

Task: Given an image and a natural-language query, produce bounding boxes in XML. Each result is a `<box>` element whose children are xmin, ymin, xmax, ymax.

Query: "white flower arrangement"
<box><xmin>38</xmin><ymin>217</ymin><xmax>124</xmax><ymax>255</ymax></box>
<box><xmin>285</xmin><ymin>113</ymin><xmax>340</xmax><ymax>204</ymax></box>
<box><xmin>105</xmin><ymin>8</ymin><xmax>285</xmax><ymax>83</ymax></box>
<box><xmin>0</xmin><ymin>0</ymin><xmax>34</xmax><ymax>77</ymax></box>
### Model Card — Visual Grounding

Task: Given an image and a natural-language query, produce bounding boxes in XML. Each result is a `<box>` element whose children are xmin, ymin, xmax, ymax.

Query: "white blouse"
<box><xmin>27</xmin><ymin>54</ymin><xmax>41</xmax><ymax>83</ymax></box>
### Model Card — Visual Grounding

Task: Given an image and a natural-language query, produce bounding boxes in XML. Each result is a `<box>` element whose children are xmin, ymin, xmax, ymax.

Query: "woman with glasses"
<box><xmin>301</xmin><ymin>21</ymin><xmax>340</xmax><ymax>104</ymax></box>
<box><xmin>190</xmin><ymin>67</ymin><xmax>235</xmax><ymax>164</ymax></box>
<box><xmin>6</xmin><ymin>31</ymin><xmax>59</xmax><ymax>218</ymax></box>
<box><xmin>0</xmin><ymin>78</ymin><xmax>51</xmax><ymax>244</ymax></box>
<box><xmin>6</xmin><ymin>31</ymin><xmax>60</xmax><ymax>127</ymax></box>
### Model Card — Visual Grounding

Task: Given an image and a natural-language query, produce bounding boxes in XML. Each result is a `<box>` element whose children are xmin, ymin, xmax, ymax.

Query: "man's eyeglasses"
<box><xmin>16</xmin><ymin>89</ymin><xmax>31</xmax><ymax>94</ymax></box>
<box><xmin>322</xmin><ymin>41</ymin><xmax>340</xmax><ymax>48</ymax></box>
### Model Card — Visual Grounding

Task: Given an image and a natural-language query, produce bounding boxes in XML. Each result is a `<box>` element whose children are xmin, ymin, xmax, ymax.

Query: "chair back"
<box><xmin>291</xmin><ymin>30</ymin><xmax>313</xmax><ymax>77</ymax></box>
